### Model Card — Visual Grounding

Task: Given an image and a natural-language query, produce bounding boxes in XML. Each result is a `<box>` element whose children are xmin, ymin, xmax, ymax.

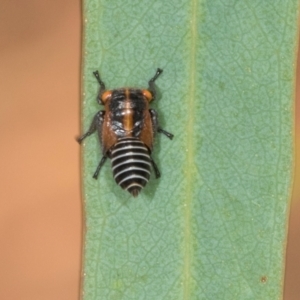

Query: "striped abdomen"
<box><xmin>110</xmin><ymin>138</ymin><xmax>151</xmax><ymax>197</ymax></box>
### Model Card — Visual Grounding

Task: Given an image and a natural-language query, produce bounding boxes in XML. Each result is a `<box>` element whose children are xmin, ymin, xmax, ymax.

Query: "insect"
<box><xmin>77</xmin><ymin>68</ymin><xmax>173</xmax><ymax>197</ymax></box>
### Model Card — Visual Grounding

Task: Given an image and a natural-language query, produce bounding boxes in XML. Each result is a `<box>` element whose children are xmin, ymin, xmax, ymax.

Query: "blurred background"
<box><xmin>0</xmin><ymin>1</ymin><xmax>298</xmax><ymax>299</ymax></box>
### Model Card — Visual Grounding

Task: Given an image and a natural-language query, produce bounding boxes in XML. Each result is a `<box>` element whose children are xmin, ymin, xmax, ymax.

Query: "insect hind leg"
<box><xmin>150</xmin><ymin>156</ymin><xmax>161</xmax><ymax>179</ymax></box>
<box><xmin>93</xmin><ymin>155</ymin><xmax>108</xmax><ymax>179</ymax></box>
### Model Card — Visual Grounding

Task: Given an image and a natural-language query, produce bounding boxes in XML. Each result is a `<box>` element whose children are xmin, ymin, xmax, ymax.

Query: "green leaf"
<box><xmin>80</xmin><ymin>0</ymin><xmax>299</xmax><ymax>299</ymax></box>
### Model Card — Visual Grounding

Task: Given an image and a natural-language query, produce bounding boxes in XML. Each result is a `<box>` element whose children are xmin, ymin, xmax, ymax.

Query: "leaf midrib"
<box><xmin>183</xmin><ymin>0</ymin><xmax>198</xmax><ymax>298</ymax></box>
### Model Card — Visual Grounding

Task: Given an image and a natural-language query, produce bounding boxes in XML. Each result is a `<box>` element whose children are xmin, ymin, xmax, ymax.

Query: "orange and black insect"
<box><xmin>77</xmin><ymin>68</ymin><xmax>173</xmax><ymax>197</ymax></box>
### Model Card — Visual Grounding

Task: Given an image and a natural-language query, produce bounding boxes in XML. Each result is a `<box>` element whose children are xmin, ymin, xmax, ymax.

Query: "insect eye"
<box><xmin>142</xmin><ymin>89</ymin><xmax>153</xmax><ymax>102</ymax></box>
<box><xmin>101</xmin><ymin>90</ymin><xmax>112</xmax><ymax>103</ymax></box>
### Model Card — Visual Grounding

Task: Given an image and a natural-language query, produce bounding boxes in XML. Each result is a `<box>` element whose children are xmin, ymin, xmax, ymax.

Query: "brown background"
<box><xmin>0</xmin><ymin>1</ymin><xmax>299</xmax><ymax>299</ymax></box>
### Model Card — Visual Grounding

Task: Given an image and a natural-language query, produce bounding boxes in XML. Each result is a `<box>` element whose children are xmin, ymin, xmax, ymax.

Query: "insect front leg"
<box><xmin>76</xmin><ymin>110</ymin><xmax>105</xmax><ymax>144</ymax></box>
<box><xmin>148</xmin><ymin>68</ymin><xmax>163</xmax><ymax>100</ymax></box>
<box><xmin>149</xmin><ymin>109</ymin><xmax>174</xmax><ymax>140</ymax></box>
<box><xmin>93</xmin><ymin>71</ymin><xmax>106</xmax><ymax>104</ymax></box>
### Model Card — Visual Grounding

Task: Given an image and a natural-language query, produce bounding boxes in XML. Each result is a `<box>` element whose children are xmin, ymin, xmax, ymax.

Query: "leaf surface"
<box><xmin>80</xmin><ymin>0</ymin><xmax>299</xmax><ymax>299</ymax></box>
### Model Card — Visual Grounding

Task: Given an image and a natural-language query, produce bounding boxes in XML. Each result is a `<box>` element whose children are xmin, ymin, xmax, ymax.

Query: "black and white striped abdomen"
<box><xmin>110</xmin><ymin>138</ymin><xmax>151</xmax><ymax>197</ymax></box>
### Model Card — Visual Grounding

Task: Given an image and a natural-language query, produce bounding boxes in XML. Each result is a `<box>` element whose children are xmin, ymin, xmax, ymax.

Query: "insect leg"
<box><xmin>157</xmin><ymin>128</ymin><xmax>174</xmax><ymax>139</ymax></box>
<box><xmin>149</xmin><ymin>109</ymin><xmax>174</xmax><ymax>140</ymax></box>
<box><xmin>76</xmin><ymin>110</ymin><xmax>105</xmax><ymax>144</ymax></box>
<box><xmin>93</xmin><ymin>155</ymin><xmax>108</xmax><ymax>179</ymax></box>
<box><xmin>93</xmin><ymin>71</ymin><xmax>106</xmax><ymax>104</ymax></box>
<box><xmin>148</xmin><ymin>68</ymin><xmax>163</xmax><ymax>100</ymax></box>
<box><xmin>150</xmin><ymin>156</ymin><xmax>161</xmax><ymax>178</ymax></box>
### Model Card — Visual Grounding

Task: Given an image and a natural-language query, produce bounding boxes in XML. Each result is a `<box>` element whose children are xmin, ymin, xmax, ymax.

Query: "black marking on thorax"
<box><xmin>109</xmin><ymin>88</ymin><xmax>147</xmax><ymax>138</ymax></box>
